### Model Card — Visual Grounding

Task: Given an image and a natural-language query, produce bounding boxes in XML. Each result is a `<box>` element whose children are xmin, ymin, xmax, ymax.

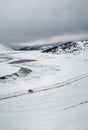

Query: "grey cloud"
<box><xmin>0</xmin><ymin>0</ymin><xmax>88</xmax><ymax>47</ymax></box>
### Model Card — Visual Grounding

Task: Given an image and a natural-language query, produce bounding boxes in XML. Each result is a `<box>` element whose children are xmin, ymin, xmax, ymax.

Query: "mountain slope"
<box><xmin>0</xmin><ymin>44</ymin><xmax>13</xmax><ymax>53</ymax></box>
<box><xmin>42</xmin><ymin>41</ymin><xmax>88</xmax><ymax>54</ymax></box>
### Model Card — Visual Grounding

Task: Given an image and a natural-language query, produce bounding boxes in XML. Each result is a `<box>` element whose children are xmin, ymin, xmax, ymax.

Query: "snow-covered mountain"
<box><xmin>18</xmin><ymin>40</ymin><xmax>88</xmax><ymax>54</ymax></box>
<box><xmin>42</xmin><ymin>40</ymin><xmax>88</xmax><ymax>54</ymax></box>
<box><xmin>19</xmin><ymin>43</ymin><xmax>61</xmax><ymax>51</ymax></box>
<box><xmin>0</xmin><ymin>44</ymin><xmax>13</xmax><ymax>53</ymax></box>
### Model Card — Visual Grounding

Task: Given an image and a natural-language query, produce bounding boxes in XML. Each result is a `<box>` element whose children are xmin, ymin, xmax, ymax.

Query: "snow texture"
<box><xmin>0</xmin><ymin>41</ymin><xmax>88</xmax><ymax>130</ymax></box>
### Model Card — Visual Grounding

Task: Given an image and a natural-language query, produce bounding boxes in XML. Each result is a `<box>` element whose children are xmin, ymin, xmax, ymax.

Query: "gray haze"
<box><xmin>0</xmin><ymin>0</ymin><xmax>88</xmax><ymax>47</ymax></box>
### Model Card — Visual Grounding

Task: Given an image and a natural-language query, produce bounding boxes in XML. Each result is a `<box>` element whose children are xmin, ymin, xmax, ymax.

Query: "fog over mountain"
<box><xmin>0</xmin><ymin>0</ymin><xmax>88</xmax><ymax>47</ymax></box>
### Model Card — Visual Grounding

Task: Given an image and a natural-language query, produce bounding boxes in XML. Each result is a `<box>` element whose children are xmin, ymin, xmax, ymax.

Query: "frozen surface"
<box><xmin>0</xmin><ymin>41</ymin><xmax>88</xmax><ymax>130</ymax></box>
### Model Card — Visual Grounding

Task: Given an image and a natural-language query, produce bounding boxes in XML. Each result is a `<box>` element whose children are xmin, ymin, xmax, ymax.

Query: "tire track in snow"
<box><xmin>33</xmin><ymin>72</ymin><xmax>88</xmax><ymax>93</ymax></box>
<box><xmin>59</xmin><ymin>100</ymin><xmax>88</xmax><ymax>112</ymax></box>
<box><xmin>0</xmin><ymin>72</ymin><xmax>88</xmax><ymax>100</ymax></box>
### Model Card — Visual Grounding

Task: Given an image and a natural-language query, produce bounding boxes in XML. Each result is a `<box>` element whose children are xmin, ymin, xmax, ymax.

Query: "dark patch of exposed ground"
<box><xmin>0</xmin><ymin>67</ymin><xmax>32</xmax><ymax>82</ymax></box>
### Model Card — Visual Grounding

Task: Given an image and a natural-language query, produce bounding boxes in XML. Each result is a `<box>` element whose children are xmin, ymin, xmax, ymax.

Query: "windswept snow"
<box><xmin>0</xmin><ymin>41</ymin><xmax>88</xmax><ymax>130</ymax></box>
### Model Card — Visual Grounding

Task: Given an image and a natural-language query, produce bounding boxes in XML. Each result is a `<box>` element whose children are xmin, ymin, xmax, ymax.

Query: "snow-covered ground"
<box><xmin>0</xmin><ymin>41</ymin><xmax>88</xmax><ymax>130</ymax></box>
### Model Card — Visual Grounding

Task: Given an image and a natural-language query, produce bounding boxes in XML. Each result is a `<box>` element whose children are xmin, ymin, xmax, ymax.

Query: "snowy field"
<box><xmin>0</xmin><ymin>41</ymin><xmax>88</xmax><ymax>130</ymax></box>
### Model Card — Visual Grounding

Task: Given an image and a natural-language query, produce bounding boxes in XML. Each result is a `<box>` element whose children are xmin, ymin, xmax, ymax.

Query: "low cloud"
<box><xmin>0</xmin><ymin>0</ymin><xmax>88</xmax><ymax>47</ymax></box>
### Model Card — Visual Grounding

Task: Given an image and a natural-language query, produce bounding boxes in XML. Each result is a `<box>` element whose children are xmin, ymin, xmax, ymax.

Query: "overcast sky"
<box><xmin>0</xmin><ymin>0</ymin><xmax>88</xmax><ymax>47</ymax></box>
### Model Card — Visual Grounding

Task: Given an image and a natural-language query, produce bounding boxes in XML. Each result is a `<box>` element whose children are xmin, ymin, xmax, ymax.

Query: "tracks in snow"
<box><xmin>0</xmin><ymin>72</ymin><xmax>88</xmax><ymax>101</ymax></box>
<box><xmin>62</xmin><ymin>100</ymin><xmax>88</xmax><ymax>111</ymax></box>
<box><xmin>59</xmin><ymin>100</ymin><xmax>88</xmax><ymax>112</ymax></box>
<box><xmin>34</xmin><ymin>72</ymin><xmax>88</xmax><ymax>93</ymax></box>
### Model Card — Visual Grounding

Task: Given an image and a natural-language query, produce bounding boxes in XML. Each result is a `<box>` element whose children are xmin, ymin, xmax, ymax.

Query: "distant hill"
<box><xmin>19</xmin><ymin>42</ymin><xmax>61</xmax><ymax>51</ymax></box>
